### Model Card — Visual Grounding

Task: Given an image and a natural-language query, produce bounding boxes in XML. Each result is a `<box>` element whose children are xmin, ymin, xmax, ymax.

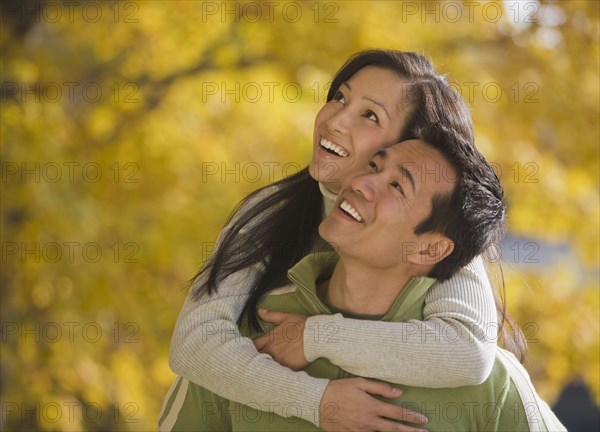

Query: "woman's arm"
<box><xmin>169</xmin><ymin>265</ymin><xmax>329</xmax><ymax>426</ymax></box>
<box><xmin>170</xmin><ymin>186</ymin><xmax>330</xmax><ymax>425</ymax></box>
<box><xmin>302</xmin><ymin>256</ymin><xmax>497</xmax><ymax>387</ymax></box>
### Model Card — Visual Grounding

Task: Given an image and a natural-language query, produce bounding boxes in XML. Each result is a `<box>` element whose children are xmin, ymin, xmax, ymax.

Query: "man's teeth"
<box><xmin>340</xmin><ymin>200</ymin><xmax>363</xmax><ymax>222</ymax></box>
<box><xmin>320</xmin><ymin>138</ymin><xmax>349</xmax><ymax>157</ymax></box>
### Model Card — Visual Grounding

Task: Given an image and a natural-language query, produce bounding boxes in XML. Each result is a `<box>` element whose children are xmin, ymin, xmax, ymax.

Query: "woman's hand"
<box><xmin>320</xmin><ymin>378</ymin><xmax>428</xmax><ymax>432</ymax></box>
<box><xmin>253</xmin><ymin>309</ymin><xmax>309</xmax><ymax>370</ymax></box>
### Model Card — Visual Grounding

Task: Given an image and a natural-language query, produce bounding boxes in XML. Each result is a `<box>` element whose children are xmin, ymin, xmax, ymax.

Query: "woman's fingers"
<box><xmin>320</xmin><ymin>378</ymin><xmax>429</xmax><ymax>432</ymax></box>
<box><xmin>373</xmin><ymin>416</ymin><xmax>429</xmax><ymax>432</ymax></box>
<box><xmin>357</xmin><ymin>380</ymin><xmax>427</xmax><ymax>426</ymax></box>
<box><xmin>252</xmin><ymin>333</ymin><xmax>269</xmax><ymax>351</ymax></box>
<box><xmin>375</xmin><ymin>402</ymin><xmax>428</xmax><ymax>426</ymax></box>
<box><xmin>358</xmin><ymin>379</ymin><xmax>403</xmax><ymax>398</ymax></box>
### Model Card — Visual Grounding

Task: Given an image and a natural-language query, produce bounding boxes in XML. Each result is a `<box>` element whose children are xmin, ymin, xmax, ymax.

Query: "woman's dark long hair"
<box><xmin>192</xmin><ymin>49</ymin><xmax>527</xmax><ymax>362</ymax></box>
<box><xmin>192</xmin><ymin>167</ymin><xmax>323</xmax><ymax>325</ymax></box>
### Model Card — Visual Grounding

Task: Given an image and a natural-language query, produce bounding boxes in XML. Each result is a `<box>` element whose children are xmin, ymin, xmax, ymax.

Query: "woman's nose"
<box><xmin>325</xmin><ymin>107</ymin><xmax>350</xmax><ymax>135</ymax></box>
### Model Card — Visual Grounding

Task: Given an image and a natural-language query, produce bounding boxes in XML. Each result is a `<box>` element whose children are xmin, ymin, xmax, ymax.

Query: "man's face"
<box><xmin>318</xmin><ymin>139</ymin><xmax>458</xmax><ymax>270</ymax></box>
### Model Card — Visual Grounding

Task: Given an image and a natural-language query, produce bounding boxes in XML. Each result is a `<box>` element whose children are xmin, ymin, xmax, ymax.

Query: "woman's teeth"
<box><xmin>320</xmin><ymin>138</ymin><xmax>349</xmax><ymax>157</ymax></box>
<box><xmin>340</xmin><ymin>200</ymin><xmax>363</xmax><ymax>222</ymax></box>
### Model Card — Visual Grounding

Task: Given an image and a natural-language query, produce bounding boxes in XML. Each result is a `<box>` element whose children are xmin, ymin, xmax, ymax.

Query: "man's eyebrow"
<box><xmin>397</xmin><ymin>164</ymin><xmax>416</xmax><ymax>194</ymax></box>
<box><xmin>374</xmin><ymin>149</ymin><xmax>387</xmax><ymax>159</ymax></box>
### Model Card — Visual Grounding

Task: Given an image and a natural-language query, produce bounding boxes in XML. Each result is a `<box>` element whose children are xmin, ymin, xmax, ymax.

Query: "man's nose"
<box><xmin>350</xmin><ymin>173</ymin><xmax>377</xmax><ymax>202</ymax></box>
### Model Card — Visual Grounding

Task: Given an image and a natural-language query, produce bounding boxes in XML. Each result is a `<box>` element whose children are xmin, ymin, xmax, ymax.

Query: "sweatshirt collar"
<box><xmin>287</xmin><ymin>252</ymin><xmax>437</xmax><ymax>321</ymax></box>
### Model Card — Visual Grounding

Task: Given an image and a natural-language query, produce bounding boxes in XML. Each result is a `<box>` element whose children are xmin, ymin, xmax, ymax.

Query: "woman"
<box><xmin>165</xmin><ymin>50</ymin><xmax>524</xmax><ymax>431</ymax></box>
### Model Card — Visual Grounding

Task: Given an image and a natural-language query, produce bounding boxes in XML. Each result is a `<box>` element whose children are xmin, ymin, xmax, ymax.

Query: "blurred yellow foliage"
<box><xmin>1</xmin><ymin>0</ymin><xmax>598</xmax><ymax>430</ymax></box>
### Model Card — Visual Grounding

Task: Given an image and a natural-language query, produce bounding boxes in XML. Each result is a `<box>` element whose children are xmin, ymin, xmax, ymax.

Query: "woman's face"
<box><xmin>310</xmin><ymin>66</ymin><xmax>413</xmax><ymax>193</ymax></box>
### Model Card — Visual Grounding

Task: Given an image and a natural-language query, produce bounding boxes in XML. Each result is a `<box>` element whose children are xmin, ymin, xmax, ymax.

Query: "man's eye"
<box><xmin>365</xmin><ymin>110</ymin><xmax>379</xmax><ymax>123</ymax></box>
<box><xmin>368</xmin><ymin>161</ymin><xmax>378</xmax><ymax>172</ymax></box>
<box><xmin>391</xmin><ymin>181</ymin><xmax>405</xmax><ymax>196</ymax></box>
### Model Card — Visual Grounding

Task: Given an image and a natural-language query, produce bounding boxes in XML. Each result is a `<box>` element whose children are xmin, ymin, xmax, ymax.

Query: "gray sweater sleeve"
<box><xmin>169</xmin><ymin>266</ymin><xmax>328</xmax><ymax>426</ymax></box>
<box><xmin>303</xmin><ymin>256</ymin><xmax>498</xmax><ymax>387</ymax></box>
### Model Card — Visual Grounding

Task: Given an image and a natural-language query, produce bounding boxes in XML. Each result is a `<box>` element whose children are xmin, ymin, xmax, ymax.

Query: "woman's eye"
<box><xmin>368</xmin><ymin>161</ymin><xmax>378</xmax><ymax>172</ymax></box>
<box><xmin>332</xmin><ymin>90</ymin><xmax>346</xmax><ymax>104</ymax></box>
<box><xmin>365</xmin><ymin>110</ymin><xmax>379</xmax><ymax>123</ymax></box>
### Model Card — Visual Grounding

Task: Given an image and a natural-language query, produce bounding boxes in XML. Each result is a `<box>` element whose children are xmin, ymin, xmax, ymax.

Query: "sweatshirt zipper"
<box><xmin>287</xmin><ymin>273</ymin><xmax>330</xmax><ymax>314</ymax></box>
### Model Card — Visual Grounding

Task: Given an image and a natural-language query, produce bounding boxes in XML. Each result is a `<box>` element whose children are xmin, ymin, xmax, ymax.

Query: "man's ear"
<box><xmin>407</xmin><ymin>235</ymin><xmax>454</xmax><ymax>265</ymax></box>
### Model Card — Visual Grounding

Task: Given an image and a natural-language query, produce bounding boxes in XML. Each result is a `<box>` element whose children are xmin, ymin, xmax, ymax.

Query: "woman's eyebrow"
<box><xmin>341</xmin><ymin>82</ymin><xmax>390</xmax><ymax>119</ymax></box>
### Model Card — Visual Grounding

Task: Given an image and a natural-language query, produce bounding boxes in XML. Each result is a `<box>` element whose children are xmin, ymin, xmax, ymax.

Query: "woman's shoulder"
<box><xmin>228</xmin><ymin>183</ymin><xmax>284</xmax><ymax>229</ymax></box>
<box><xmin>243</xmin><ymin>183</ymin><xmax>282</xmax><ymax>208</ymax></box>
<box><xmin>236</xmin><ymin>183</ymin><xmax>282</xmax><ymax>212</ymax></box>
<box><xmin>228</xmin><ymin>169</ymin><xmax>319</xmax><ymax>230</ymax></box>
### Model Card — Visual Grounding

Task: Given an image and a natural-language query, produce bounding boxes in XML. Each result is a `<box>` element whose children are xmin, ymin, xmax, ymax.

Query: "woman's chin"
<box><xmin>308</xmin><ymin>159</ymin><xmax>343</xmax><ymax>186</ymax></box>
<box><xmin>308</xmin><ymin>161</ymin><xmax>319</xmax><ymax>180</ymax></box>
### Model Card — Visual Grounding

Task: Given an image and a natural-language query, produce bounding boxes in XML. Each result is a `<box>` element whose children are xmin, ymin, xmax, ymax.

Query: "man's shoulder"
<box><xmin>259</xmin><ymin>284</ymin><xmax>300</xmax><ymax>313</ymax></box>
<box><xmin>267</xmin><ymin>284</ymin><xmax>299</xmax><ymax>297</ymax></box>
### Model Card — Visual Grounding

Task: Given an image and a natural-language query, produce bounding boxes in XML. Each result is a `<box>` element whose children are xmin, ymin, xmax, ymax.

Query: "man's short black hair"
<box><xmin>413</xmin><ymin>123</ymin><xmax>505</xmax><ymax>281</ymax></box>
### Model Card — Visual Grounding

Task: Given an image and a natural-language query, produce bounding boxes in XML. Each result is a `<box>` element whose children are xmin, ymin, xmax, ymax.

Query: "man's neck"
<box><xmin>321</xmin><ymin>256</ymin><xmax>415</xmax><ymax>316</ymax></box>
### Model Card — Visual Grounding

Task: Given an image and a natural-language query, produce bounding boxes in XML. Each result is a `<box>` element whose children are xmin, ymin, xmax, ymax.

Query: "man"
<box><xmin>158</xmin><ymin>125</ymin><xmax>565</xmax><ymax>431</ymax></box>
